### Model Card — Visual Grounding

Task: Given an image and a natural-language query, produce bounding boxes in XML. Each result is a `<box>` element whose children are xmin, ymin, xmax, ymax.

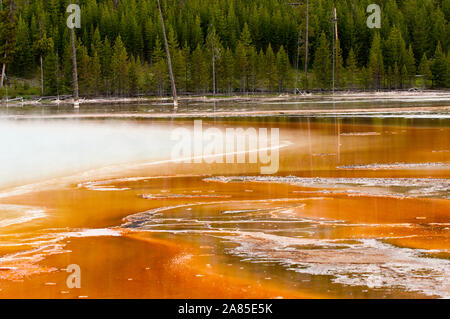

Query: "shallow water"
<box><xmin>0</xmin><ymin>102</ymin><xmax>448</xmax><ymax>299</ymax></box>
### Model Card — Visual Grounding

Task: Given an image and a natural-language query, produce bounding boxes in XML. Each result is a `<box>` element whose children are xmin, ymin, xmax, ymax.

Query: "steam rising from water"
<box><xmin>0</xmin><ymin>120</ymin><xmax>174</xmax><ymax>188</ymax></box>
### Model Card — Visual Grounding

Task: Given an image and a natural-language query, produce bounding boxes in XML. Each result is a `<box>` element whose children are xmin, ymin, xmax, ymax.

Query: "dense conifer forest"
<box><xmin>0</xmin><ymin>0</ymin><xmax>449</xmax><ymax>98</ymax></box>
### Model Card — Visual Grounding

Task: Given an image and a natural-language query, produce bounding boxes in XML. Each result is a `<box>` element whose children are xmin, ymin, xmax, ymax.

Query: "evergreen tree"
<box><xmin>167</xmin><ymin>27</ymin><xmax>183</xmax><ymax>92</ymax></box>
<box><xmin>235</xmin><ymin>23</ymin><xmax>253</xmax><ymax>92</ymax></box>
<box><xmin>359</xmin><ymin>66</ymin><xmax>371</xmax><ymax>90</ymax></box>
<box><xmin>191</xmin><ymin>15</ymin><xmax>203</xmax><ymax>50</ymax></box>
<box><xmin>405</xmin><ymin>44</ymin><xmax>416</xmax><ymax>87</ymax></box>
<box><xmin>206</xmin><ymin>26</ymin><xmax>223</xmax><ymax>94</ymax></box>
<box><xmin>43</xmin><ymin>48</ymin><xmax>58</xmax><ymax>95</ymax></box>
<box><xmin>312</xmin><ymin>32</ymin><xmax>331</xmax><ymax>89</ymax></box>
<box><xmin>192</xmin><ymin>43</ymin><xmax>209</xmax><ymax>93</ymax></box>
<box><xmin>220</xmin><ymin>47</ymin><xmax>235</xmax><ymax>94</ymax></box>
<box><xmin>34</xmin><ymin>33</ymin><xmax>53</xmax><ymax>95</ymax></box>
<box><xmin>346</xmin><ymin>48</ymin><xmax>358</xmax><ymax>89</ymax></box>
<box><xmin>128</xmin><ymin>57</ymin><xmax>138</xmax><ymax>96</ymax></box>
<box><xmin>181</xmin><ymin>42</ymin><xmax>191</xmax><ymax>93</ymax></box>
<box><xmin>248</xmin><ymin>45</ymin><xmax>258</xmax><ymax>93</ymax></box>
<box><xmin>152</xmin><ymin>36</ymin><xmax>167</xmax><ymax>95</ymax></box>
<box><xmin>0</xmin><ymin>0</ymin><xmax>16</xmax><ymax>88</ymax></box>
<box><xmin>276</xmin><ymin>45</ymin><xmax>290</xmax><ymax>92</ymax></box>
<box><xmin>78</xmin><ymin>43</ymin><xmax>91</xmax><ymax>96</ymax></box>
<box><xmin>393</xmin><ymin>63</ymin><xmax>400</xmax><ymax>89</ymax></box>
<box><xmin>431</xmin><ymin>42</ymin><xmax>447</xmax><ymax>87</ymax></box>
<box><xmin>3</xmin><ymin>0</ymin><xmax>450</xmax><ymax>94</ymax></box>
<box><xmin>400</xmin><ymin>65</ymin><xmax>409</xmax><ymax>89</ymax></box>
<box><xmin>101</xmin><ymin>37</ymin><xmax>113</xmax><ymax>96</ymax></box>
<box><xmin>90</xmin><ymin>49</ymin><xmax>102</xmax><ymax>96</ymax></box>
<box><xmin>368</xmin><ymin>33</ymin><xmax>384</xmax><ymax>89</ymax></box>
<box><xmin>265</xmin><ymin>44</ymin><xmax>277</xmax><ymax>92</ymax></box>
<box><xmin>384</xmin><ymin>26</ymin><xmax>406</xmax><ymax>71</ymax></box>
<box><xmin>12</xmin><ymin>16</ymin><xmax>34</xmax><ymax>76</ymax></box>
<box><xmin>418</xmin><ymin>53</ymin><xmax>432</xmax><ymax>89</ymax></box>
<box><xmin>111</xmin><ymin>35</ymin><xmax>129</xmax><ymax>96</ymax></box>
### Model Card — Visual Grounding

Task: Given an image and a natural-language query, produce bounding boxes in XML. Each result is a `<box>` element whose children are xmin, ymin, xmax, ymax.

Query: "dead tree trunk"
<box><xmin>70</xmin><ymin>26</ymin><xmax>79</xmax><ymax>107</ymax></box>
<box><xmin>40</xmin><ymin>55</ymin><xmax>44</xmax><ymax>95</ymax></box>
<box><xmin>0</xmin><ymin>53</ymin><xmax>6</xmax><ymax>89</ymax></box>
<box><xmin>211</xmin><ymin>38</ymin><xmax>216</xmax><ymax>96</ymax></box>
<box><xmin>157</xmin><ymin>0</ymin><xmax>178</xmax><ymax>108</ymax></box>
<box><xmin>305</xmin><ymin>0</ymin><xmax>309</xmax><ymax>88</ymax></box>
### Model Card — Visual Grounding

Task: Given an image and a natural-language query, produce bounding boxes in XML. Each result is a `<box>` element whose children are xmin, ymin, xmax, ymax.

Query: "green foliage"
<box><xmin>0</xmin><ymin>0</ymin><xmax>17</xmax><ymax>66</ymax></box>
<box><xmin>312</xmin><ymin>32</ymin><xmax>331</xmax><ymax>89</ymax></box>
<box><xmin>2</xmin><ymin>0</ymin><xmax>449</xmax><ymax>96</ymax></box>
<box><xmin>346</xmin><ymin>48</ymin><xmax>358</xmax><ymax>89</ymax></box>
<box><xmin>111</xmin><ymin>35</ymin><xmax>129</xmax><ymax>96</ymax></box>
<box><xmin>368</xmin><ymin>32</ymin><xmax>384</xmax><ymax>89</ymax></box>
<box><xmin>431</xmin><ymin>42</ymin><xmax>447</xmax><ymax>87</ymax></box>
<box><xmin>418</xmin><ymin>53</ymin><xmax>432</xmax><ymax>89</ymax></box>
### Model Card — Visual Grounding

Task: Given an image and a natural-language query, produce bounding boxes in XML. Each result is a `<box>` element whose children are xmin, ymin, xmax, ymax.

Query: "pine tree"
<box><xmin>78</xmin><ymin>44</ymin><xmax>92</xmax><ymax>96</ymax></box>
<box><xmin>191</xmin><ymin>15</ymin><xmax>203</xmax><ymax>50</ymax></box>
<box><xmin>220</xmin><ymin>47</ymin><xmax>235</xmax><ymax>94</ymax></box>
<box><xmin>412</xmin><ymin>7</ymin><xmax>430</xmax><ymax>63</ymax></box>
<box><xmin>101</xmin><ymin>37</ymin><xmax>113</xmax><ymax>96</ymax></box>
<box><xmin>431</xmin><ymin>42</ymin><xmax>447</xmax><ymax>87</ymax></box>
<box><xmin>235</xmin><ymin>23</ymin><xmax>253</xmax><ymax>92</ymax></box>
<box><xmin>312</xmin><ymin>32</ymin><xmax>331</xmax><ymax>89</ymax></box>
<box><xmin>3</xmin><ymin>0</ymin><xmax>449</xmax><ymax>95</ymax></box>
<box><xmin>167</xmin><ymin>26</ymin><xmax>183</xmax><ymax>92</ymax></box>
<box><xmin>43</xmin><ymin>48</ymin><xmax>58</xmax><ymax>95</ymax></box>
<box><xmin>90</xmin><ymin>49</ymin><xmax>101</xmax><ymax>96</ymax></box>
<box><xmin>128</xmin><ymin>57</ymin><xmax>138</xmax><ymax>96</ymax></box>
<box><xmin>368</xmin><ymin>33</ymin><xmax>384</xmax><ymax>89</ymax></box>
<box><xmin>265</xmin><ymin>44</ymin><xmax>277</xmax><ymax>92</ymax></box>
<box><xmin>192</xmin><ymin>43</ymin><xmax>208</xmax><ymax>93</ymax></box>
<box><xmin>111</xmin><ymin>35</ymin><xmax>129</xmax><ymax>96</ymax></box>
<box><xmin>256</xmin><ymin>49</ymin><xmax>266</xmax><ymax>90</ymax></box>
<box><xmin>91</xmin><ymin>28</ymin><xmax>102</xmax><ymax>56</ymax></box>
<box><xmin>346</xmin><ymin>48</ymin><xmax>358</xmax><ymax>89</ymax></box>
<box><xmin>393</xmin><ymin>62</ymin><xmax>400</xmax><ymax>89</ymax></box>
<box><xmin>405</xmin><ymin>44</ymin><xmax>416</xmax><ymax>88</ymax></box>
<box><xmin>235</xmin><ymin>42</ymin><xmax>247</xmax><ymax>92</ymax></box>
<box><xmin>152</xmin><ymin>36</ymin><xmax>167</xmax><ymax>95</ymax></box>
<box><xmin>0</xmin><ymin>0</ymin><xmax>17</xmax><ymax>88</ymax></box>
<box><xmin>400</xmin><ymin>65</ymin><xmax>409</xmax><ymax>89</ymax></box>
<box><xmin>225</xmin><ymin>2</ymin><xmax>238</xmax><ymax>49</ymax></box>
<box><xmin>384</xmin><ymin>26</ymin><xmax>406</xmax><ymax>71</ymax></box>
<box><xmin>181</xmin><ymin>42</ymin><xmax>191</xmax><ymax>93</ymax></box>
<box><xmin>248</xmin><ymin>45</ymin><xmax>258</xmax><ymax>93</ymax></box>
<box><xmin>11</xmin><ymin>16</ymin><xmax>34</xmax><ymax>76</ymax></box>
<box><xmin>34</xmin><ymin>33</ymin><xmax>54</xmax><ymax>95</ymax></box>
<box><xmin>418</xmin><ymin>53</ymin><xmax>432</xmax><ymax>89</ymax></box>
<box><xmin>359</xmin><ymin>66</ymin><xmax>371</xmax><ymax>90</ymax></box>
<box><xmin>206</xmin><ymin>26</ymin><xmax>223</xmax><ymax>95</ymax></box>
<box><xmin>276</xmin><ymin>45</ymin><xmax>290</xmax><ymax>92</ymax></box>
<box><xmin>386</xmin><ymin>66</ymin><xmax>393</xmax><ymax>89</ymax></box>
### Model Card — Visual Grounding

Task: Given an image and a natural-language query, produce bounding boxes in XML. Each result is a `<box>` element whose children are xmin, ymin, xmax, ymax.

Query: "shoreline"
<box><xmin>1</xmin><ymin>105</ymin><xmax>449</xmax><ymax>121</ymax></box>
<box><xmin>1</xmin><ymin>90</ymin><xmax>450</xmax><ymax>108</ymax></box>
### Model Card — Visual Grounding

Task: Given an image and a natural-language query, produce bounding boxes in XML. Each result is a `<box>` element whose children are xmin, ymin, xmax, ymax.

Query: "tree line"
<box><xmin>0</xmin><ymin>0</ymin><xmax>449</xmax><ymax>98</ymax></box>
